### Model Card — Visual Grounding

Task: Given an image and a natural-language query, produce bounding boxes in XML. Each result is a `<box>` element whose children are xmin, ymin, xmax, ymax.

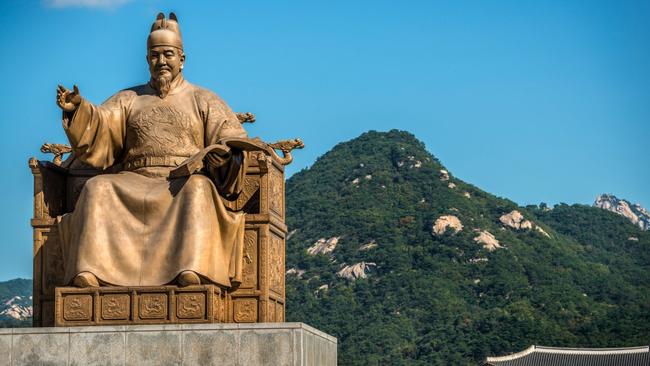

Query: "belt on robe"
<box><xmin>123</xmin><ymin>155</ymin><xmax>190</xmax><ymax>171</ymax></box>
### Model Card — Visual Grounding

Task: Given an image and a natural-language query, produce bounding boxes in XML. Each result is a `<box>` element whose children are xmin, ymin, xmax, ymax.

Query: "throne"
<box><xmin>29</xmin><ymin>120</ymin><xmax>302</xmax><ymax>327</ymax></box>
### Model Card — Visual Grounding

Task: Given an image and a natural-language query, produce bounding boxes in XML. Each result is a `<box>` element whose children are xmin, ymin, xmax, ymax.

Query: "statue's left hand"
<box><xmin>205</xmin><ymin>150</ymin><xmax>232</xmax><ymax>168</ymax></box>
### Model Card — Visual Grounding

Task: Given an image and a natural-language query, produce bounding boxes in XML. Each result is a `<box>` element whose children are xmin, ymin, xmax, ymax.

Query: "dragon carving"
<box><xmin>40</xmin><ymin>143</ymin><xmax>72</xmax><ymax>166</ymax></box>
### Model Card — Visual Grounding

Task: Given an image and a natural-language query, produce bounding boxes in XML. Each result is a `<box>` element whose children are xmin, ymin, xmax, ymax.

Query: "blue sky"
<box><xmin>0</xmin><ymin>0</ymin><xmax>648</xmax><ymax>280</ymax></box>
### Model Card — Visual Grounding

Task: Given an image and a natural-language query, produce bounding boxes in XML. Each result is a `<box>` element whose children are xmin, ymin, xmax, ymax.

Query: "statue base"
<box><xmin>55</xmin><ymin>285</ymin><xmax>229</xmax><ymax>327</ymax></box>
<box><xmin>1</xmin><ymin>322</ymin><xmax>337</xmax><ymax>365</ymax></box>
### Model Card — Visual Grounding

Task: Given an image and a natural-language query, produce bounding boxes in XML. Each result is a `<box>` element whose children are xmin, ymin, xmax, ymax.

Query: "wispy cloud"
<box><xmin>44</xmin><ymin>0</ymin><xmax>132</xmax><ymax>8</ymax></box>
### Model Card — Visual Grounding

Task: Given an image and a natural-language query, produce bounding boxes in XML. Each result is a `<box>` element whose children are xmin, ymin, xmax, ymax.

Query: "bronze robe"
<box><xmin>58</xmin><ymin>76</ymin><xmax>247</xmax><ymax>288</ymax></box>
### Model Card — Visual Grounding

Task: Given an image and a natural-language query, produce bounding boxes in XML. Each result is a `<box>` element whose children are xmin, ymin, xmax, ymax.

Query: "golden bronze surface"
<box><xmin>40</xmin><ymin>143</ymin><xmax>72</xmax><ymax>166</ymax></box>
<box><xmin>236</xmin><ymin>112</ymin><xmax>256</xmax><ymax>124</ymax></box>
<box><xmin>31</xmin><ymin>12</ymin><xmax>296</xmax><ymax>326</ymax></box>
<box><xmin>55</xmin><ymin>285</ymin><xmax>228</xmax><ymax>326</ymax></box>
<box><xmin>268</xmin><ymin>138</ymin><xmax>305</xmax><ymax>165</ymax></box>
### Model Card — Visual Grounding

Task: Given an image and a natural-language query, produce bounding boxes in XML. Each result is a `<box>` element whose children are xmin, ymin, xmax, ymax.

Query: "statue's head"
<box><xmin>147</xmin><ymin>12</ymin><xmax>185</xmax><ymax>98</ymax></box>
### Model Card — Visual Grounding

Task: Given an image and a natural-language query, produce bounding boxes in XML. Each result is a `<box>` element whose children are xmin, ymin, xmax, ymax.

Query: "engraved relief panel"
<box><xmin>269</xmin><ymin>168</ymin><xmax>284</xmax><ymax>218</ymax></box>
<box><xmin>33</xmin><ymin>168</ymin><xmax>44</xmax><ymax>220</ymax></box>
<box><xmin>233</xmin><ymin>298</ymin><xmax>257</xmax><ymax>323</ymax></box>
<box><xmin>213</xmin><ymin>294</ymin><xmax>226</xmax><ymax>323</ymax></box>
<box><xmin>139</xmin><ymin>293</ymin><xmax>167</xmax><ymax>319</ymax></box>
<box><xmin>223</xmin><ymin>175</ymin><xmax>260</xmax><ymax>212</ymax></box>
<box><xmin>241</xmin><ymin>230</ymin><xmax>258</xmax><ymax>289</ymax></box>
<box><xmin>56</xmin><ymin>285</ymin><xmax>227</xmax><ymax>326</ymax></box>
<box><xmin>276</xmin><ymin>302</ymin><xmax>284</xmax><ymax>322</ymax></box>
<box><xmin>63</xmin><ymin>294</ymin><xmax>92</xmax><ymax>321</ymax></box>
<box><xmin>176</xmin><ymin>293</ymin><xmax>205</xmax><ymax>319</ymax></box>
<box><xmin>248</xmin><ymin>151</ymin><xmax>262</xmax><ymax>168</ymax></box>
<box><xmin>101</xmin><ymin>294</ymin><xmax>130</xmax><ymax>320</ymax></box>
<box><xmin>269</xmin><ymin>233</ymin><xmax>285</xmax><ymax>296</ymax></box>
<box><xmin>236</xmin><ymin>176</ymin><xmax>260</xmax><ymax>209</ymax></box>
<box><xmin>267</xmin><ymin>301</ymin><xmax>276</xmax><ymax>322</ymax></box>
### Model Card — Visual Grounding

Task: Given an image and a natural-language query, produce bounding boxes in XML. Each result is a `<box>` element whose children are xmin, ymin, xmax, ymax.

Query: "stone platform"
<box><xmin>0</xmin><ymin>322</ymin><xmax>337</xmax><ymax>366</ymax></box>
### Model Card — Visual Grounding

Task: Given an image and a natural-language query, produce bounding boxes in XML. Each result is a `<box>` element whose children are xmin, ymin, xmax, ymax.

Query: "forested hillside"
<box><xmin>284</xmin><ymin>130</ymin><xmax>650</xmax><ymax>365</ymax></box>
<box><xmin>0</xmin><ymin>130</ymin><xmax>648</xmax><ymax>365</ymax></box>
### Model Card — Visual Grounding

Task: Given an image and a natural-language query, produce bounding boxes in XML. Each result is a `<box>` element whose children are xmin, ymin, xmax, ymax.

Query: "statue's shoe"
<box><xmin>177</xmin><ymin>271</ymin><xmax>201</xmax><ymax>287</ymax></box>
<box><xmin>72</xmin><ymin>272</ymin><xmax>100</xmax><ymax>288</ymax></box>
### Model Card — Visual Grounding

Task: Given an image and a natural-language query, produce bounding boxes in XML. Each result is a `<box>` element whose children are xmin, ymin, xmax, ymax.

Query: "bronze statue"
<box><xmin>55</xmin><ymin>12</ymin><xmax>250</xmax><ymax>289</ymax></box>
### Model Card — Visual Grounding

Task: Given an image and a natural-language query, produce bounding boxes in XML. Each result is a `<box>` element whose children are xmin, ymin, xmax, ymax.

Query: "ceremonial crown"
<box><xmin>147</xmin><ymin>12</ymin><xmax>183</xmax><ymax>50</ymax></box>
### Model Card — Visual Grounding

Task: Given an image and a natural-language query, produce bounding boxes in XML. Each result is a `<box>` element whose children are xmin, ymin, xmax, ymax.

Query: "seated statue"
<box><xmin>55</xmin><ymin>13</ymin><xmax>249</xmax><ymax>289</ymax></box>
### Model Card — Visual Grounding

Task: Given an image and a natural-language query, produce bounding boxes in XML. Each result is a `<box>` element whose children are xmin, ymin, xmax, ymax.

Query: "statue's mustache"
<box><xmin>152</xmin><ymin>67</ymin><xmax>172</xmax><ymax>82</ymax></box>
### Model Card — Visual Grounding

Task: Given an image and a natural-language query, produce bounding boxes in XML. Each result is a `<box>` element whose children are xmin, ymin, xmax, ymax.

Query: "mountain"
<box><xmin>594</xmin><ymin>193</ymin><xmax>650</xmax><ymax>231</ymax></box>
<box><xmin>0</xmin><ymin>279</ymin><xmax>32</xmax><ymax>327</ymax></box>
<box><xmin>1</xmin><ymin>130</ymin><xmax>648</xmax><ymax>365</ymax></box>
<box><xmin>284</xmin><ymin>130</ymin><xmax>650</xmax><ymax>365</ymax></box>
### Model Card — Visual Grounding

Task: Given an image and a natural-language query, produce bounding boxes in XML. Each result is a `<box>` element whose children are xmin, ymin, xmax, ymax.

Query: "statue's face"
<box><xmin>147</xmin><ymin>46</ymin><xmax>185</xmax><ymax>81</ymax></box>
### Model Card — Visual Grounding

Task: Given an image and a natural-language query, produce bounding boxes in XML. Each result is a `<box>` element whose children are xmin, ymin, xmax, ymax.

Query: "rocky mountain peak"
<box><xmin>594</xmin><ymin>194</ymin><xmax>650</xmax><ymax>231</ymax></box>
<box><xmin>0</xmin><ymin>279</ymin><xmax>32</xmax><ymax>324</ymax></box>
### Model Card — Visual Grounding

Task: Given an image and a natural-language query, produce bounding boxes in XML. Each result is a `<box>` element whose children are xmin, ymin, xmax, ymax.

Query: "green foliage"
<box><xmin>285</xmin><ymin>130</ymin><xmax>650</xmax><ymax>365</ymax></box>
<box><xmin>0</xmin><ymin>278</ymin><xmax>31</xmax><ymax>300</ymax></box>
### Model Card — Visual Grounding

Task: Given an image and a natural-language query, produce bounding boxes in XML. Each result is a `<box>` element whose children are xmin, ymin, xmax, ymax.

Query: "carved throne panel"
<box><xmin>30</xmin><ymin>142</ymin><xmax>295</xmax><ymax>327</ymax></box>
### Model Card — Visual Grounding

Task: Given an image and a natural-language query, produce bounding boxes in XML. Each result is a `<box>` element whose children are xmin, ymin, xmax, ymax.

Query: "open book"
<box><xmin>169</xmin><ymin>137</ymin><xmax>269</xmax><ymax>178</ymax></box>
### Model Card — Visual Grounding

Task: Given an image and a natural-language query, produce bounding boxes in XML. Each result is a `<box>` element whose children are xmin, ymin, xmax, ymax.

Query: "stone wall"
<box><xmin>0</xmin><ymin>322</ymin><xmax>336</xmax><ymax>366</ymax></box>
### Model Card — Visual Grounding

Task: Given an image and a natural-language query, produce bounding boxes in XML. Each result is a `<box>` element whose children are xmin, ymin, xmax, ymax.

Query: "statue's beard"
<box><xmin>153</xmin><ymin>72</ymin><xmax>173</xmax><ymax>98</ymax></box>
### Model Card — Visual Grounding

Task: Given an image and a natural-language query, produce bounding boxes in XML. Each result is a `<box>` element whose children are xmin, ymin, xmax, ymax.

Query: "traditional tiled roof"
<box><xmin>485</xmin><ymin>345</ymin><xmax>650</xmax><ymax>366</ymax></box>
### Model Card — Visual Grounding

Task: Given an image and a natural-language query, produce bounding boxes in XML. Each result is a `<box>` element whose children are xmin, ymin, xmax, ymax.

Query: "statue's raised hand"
<box><xmin>56</xmin><ymin>84</ymin><xmax>82</xmax><ymax>112</ymax></box>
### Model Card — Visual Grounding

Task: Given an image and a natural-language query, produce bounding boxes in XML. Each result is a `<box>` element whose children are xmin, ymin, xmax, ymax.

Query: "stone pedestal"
<box><xmin>0</xmin><ymin>322</ymin><xmax>336</xmax><ymax>366</ymax></box>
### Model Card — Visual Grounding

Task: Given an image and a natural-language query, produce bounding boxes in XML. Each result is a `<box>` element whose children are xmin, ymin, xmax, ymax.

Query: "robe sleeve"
<box><xmin>197</xmin><ymin>89</ymin><xmax>249</xmax><ymax>200</ymax></box>
<box><xmin>62</xmin><ymin>91</ymin><xmax>131</xmax><ymax>170</ymax></box>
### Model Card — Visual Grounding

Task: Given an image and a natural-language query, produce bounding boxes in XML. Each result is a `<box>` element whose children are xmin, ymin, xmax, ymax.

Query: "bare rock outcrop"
<box><xmin>469</xmin><ymin>257</ymin><xmax>488</xmax><ymax>263</ymax></box>
<box><xmin>337</xmin><ymin>262</ymin><xmax>376</xmax><ymax>280</ymax></box>
<box><xmin>0</xmin><ymin>297</ymin><xmax>33</xmax><ymax>320</ymax></box>
<box><xmin>307</xmin><ymin>237</ymin><xmax>340</xmax><ymax>255</ymax></box>
<box><xmin>535</xmin><ymin>226</ymin><xmax>551</xmax><ymax>238</ymax></box>
<box><xmin>499</xmin><ymin>210</ymin><xmax>551</xmax><ymax>237</ymax></box>
<box><xmin>432</xmin><ymin>215</ymin><xmax>463</xmax><ymax>236</ymax></box>
<box><xmin>315</xmin><ymin>284</ymin><xmax>329</xmax><ymax>293</ymax></box>
<box><xmin>286</xmin><ymin>229</ymin><xmax>298</xmax><ymax>241</ymax></box>
<box><xmin>359</xmin><ymin>241</ymin><xmax>378</xmax><ymax>251</ymax></box>
<box><xmin>499</xmin><ymin>210</ymin><xmax>533</xmax><ymax>230</ymax></box>
<box><xmin>473</xmin><ymin>230</ymin><xmax>502</xmax><ymax>251</ymax></box>
<box><xmin>439</xmin><ymin>169</ymin><xmax>450</xmax><ymax>181</ymax></box>
<box><xmin>286</xmin><ymin>268</ymin><xmax>306</xmax><ymax>278</ymax></box>
<box><xmin>594</xmin><ymin>194</ymin><xmax>650</xmax><ymax>231</ymax></box>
